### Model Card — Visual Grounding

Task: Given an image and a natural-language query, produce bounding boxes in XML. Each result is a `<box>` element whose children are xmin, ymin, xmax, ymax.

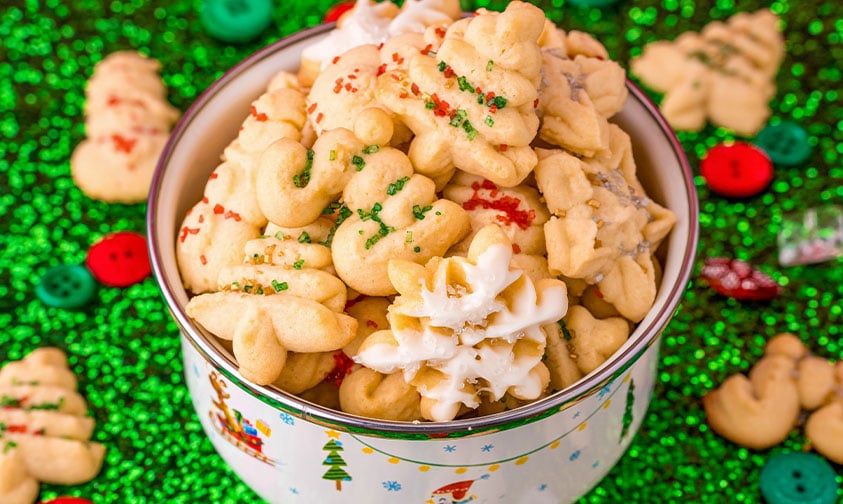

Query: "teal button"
<box><xmin>754</xmin><ymin>122</ymin><xmax>812</xmax><ymax>166</ymax></box>
<box><xmin>36</xmin><ymin>264</ymin><xmax>97</xmax><ymax>309</ymax></box>
<box><xmin>201</xmin><ymin>0</ymin><xmax>274</xmax><ymax>44</ymax></box>
<box><xmin>760</xmin><ymin>452</ymin><xmax>838</xmax><ymax>504</ymax></box>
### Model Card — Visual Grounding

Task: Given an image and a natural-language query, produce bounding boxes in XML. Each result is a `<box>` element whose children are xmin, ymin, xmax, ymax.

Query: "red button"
<box><xmin>700</xmin><ymin>257</ymin><xmax>781</xmax><ymax>301</ymax></box>
<box><xmin>324</xmin><ymin>1</ymin><xmax>355</xmax><ymax>23</ymax></box>
<box><xmin>700</xmin><ymin>142</ymin><xmax>773</xmax><ymax>198</ymax></box>
<box><xmin>41</xmin><ymin>498</ymin><xmax>95</xmax><ymax>504</ymax></box>
<box><xmin>85</xmin><ymin>231</ymin><xmax>151</xmax><ymax>288</ymax></box>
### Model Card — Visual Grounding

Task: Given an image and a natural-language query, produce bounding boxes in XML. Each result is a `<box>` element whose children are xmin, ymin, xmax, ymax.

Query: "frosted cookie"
<box><xmin>355</xmin><ymin>224</ymin><xmax>568</xmax><ymax>421</ymax></box>
<box><xmin>631</xmin><ymin>9</ymin><xmax>784</xmax><ymax>135</ymax></box>
<box><xmin>71</xmin><ymin>51</ymin><xmax>179</xmax><ymax>203</ymax></box>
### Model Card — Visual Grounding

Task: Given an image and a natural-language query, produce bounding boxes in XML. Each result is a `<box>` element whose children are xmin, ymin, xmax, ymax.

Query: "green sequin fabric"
<box><xmin>1</xmin><ymin>0</ymin><xmax>841</xmax><ymax>501</ymax></box>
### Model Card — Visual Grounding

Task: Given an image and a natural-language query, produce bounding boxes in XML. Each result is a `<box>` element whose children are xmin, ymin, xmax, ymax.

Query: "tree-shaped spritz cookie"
<box><xmin>177</xmin><ymin>87</ymin><xmax>308</xmax><ymax>293</ymax></box>
<box><xmin>537</xmin><ymin>28</ymin><xmax>628</xmax><ymax>156</ymax></box>
<box><xmin>535</xmin><ymin>125</ymin><xmax>675</xmax><ymax>322</ymax></box>
<box><xmin>329</xmin><ymin>144</ymin><xmax>470</xmax><ymax>296</ymax></box>
<box><xmin>355</xmin><ymin>225</ymin><xmax>568</xmax><ymax>422</ymax></box>
<box><xmin>630</xmin><ymin>9</ymin><xmax>783</xmax><ymax>135</ymax></box>
<box><xmin>186</xmin><ymin>233</ymin><xmax>357</xmax><ymax>386</ymax></box>
<box><xmin>376</xmin><ymin>1</ymin><xmax>545</xmax><ymax>187</ymax></box>
<box><xmin>71</xmin><ymin>51</ymin><xmax>180</xmax><ymax>203</ymax></box>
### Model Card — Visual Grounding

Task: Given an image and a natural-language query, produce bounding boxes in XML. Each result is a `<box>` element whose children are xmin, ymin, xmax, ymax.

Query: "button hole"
<box><xmin>125</xmin><ymin>250</ymin><xmax>133</xmax><ymax>258</ymax></box>
<box><xmin>792</xmin><ymin>470</ymin><xmax>802</xmax><ymax>479</ymax></box>
<box><xmin>796</xmin><ymin>484</ymin><xmax>805</xmax><ymax>493</ymax></box>
<box><xmin>109</xmin><ymin>252</ymin><xmax>118</xmax><ymax>260</ymax></box>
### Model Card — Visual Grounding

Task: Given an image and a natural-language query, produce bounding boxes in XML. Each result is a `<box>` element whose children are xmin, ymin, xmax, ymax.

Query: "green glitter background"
<box><xmin>1</xmin><ymin>0</ymin><xmax>842</xmax><ymax>502</ymax></box>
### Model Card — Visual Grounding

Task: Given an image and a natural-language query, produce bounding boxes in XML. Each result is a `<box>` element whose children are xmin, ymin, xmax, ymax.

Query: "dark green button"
<box><xmin>201</xmin><ymin>0</ymin><xmax>274</xmax><ymax>44</ymax></box>
<box><xmin>754</xmin><ymin>122</ymin><xmax>812</xmax><ymax>166</ymax></box>
<box><xmin>36</xmin><ymin>264</ymin><xmax>97</xmax><ymax>309</ymax></box>
<box><xmin>760</xmin><ymin>452</ymin><xmax>838</xmax><ymax>504</ymax></box>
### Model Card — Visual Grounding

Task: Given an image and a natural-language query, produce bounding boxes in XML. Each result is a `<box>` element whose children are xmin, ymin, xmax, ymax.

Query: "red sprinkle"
<box><xmin>198</xmin><ymin>215</ymin><xmax>204</xmax><ymax>223</ymax></box>
<box><xmin>366</xmin><ymin>320</ymin><xmax>379</xmax><ymax>328</ymax></box>
<box><xmin>499</xmin><ymin>144</ymin><xmax>508</xmax><ymax>152</ymax></box>
<box><xmin>201</xmin><ymin>197</ymin><xmax>209</xmax><ymax>203</ymax></box>
<box><xmin>7</xmin><ymin>424</ymin><xmax>27</xmax><ymax>433</ymax></box>
<box><xmin>377</xmin><ymin>42</ymin><xmax>384</xmax><ymax>50</ymax></box>
<box><xmin>332</xmin><ymin>56</ymin><xmax>340</xmax><ymax>64</ymax></box>
<box><xmin>410</xmin><ymin>83</ymin><xmax>420</xmax><ymax>96</ymax></box>
<box><xmin>111</xmin><ymin>134</ymin><xmax>137</xmax><ymax>154</ymax></box>
<box><xmin>250</xmin><ymin>105</ymin><xmax>268</xmax><ymax>122</ymax></box>
<box><xmin>179</xmin><ymin>227</ymin><xmax>200</xmax><ymax>242</ymax></box>
<box><xmin>421</xmin><ymin>43</ymin><xmax>433</xmax><ymax>55</ymax></box>
<box><xmin>307</xmin><ymin>103</ymin><xmax>318</xmax><ymax>113</ymax></box>
<box><xmin>435</xmin><ymin>26</ymin><xmax>446</xmax><ymax>38</ymax></box>
<box><xmin>316</xmin><ymin>112</ymin><xmax>324</xmax><ymax>123</ymax></box>
<box><xmin>462</xmin><ymin>180</ymin><xmax>535</xmax><ymax>230</ymax></box>
<box><xmin>376</xmin><ymin>63</ymin><xmax>387</xmax><ymax>76</ymax></box>
<box><xmin>443</xmin><ymin>65</ymin><xmax>455</xmax><ymax>79</ymax></box>
<box><xmin>325</xmin><ymin>351</ymin><xmax>355</xmax><ymax>387</ymax></box>
<box><xmin>512</xmin><ymin>243</ymin><xmax>522</xmax><ymax>254</ymax></box>
<box><xmin>593</xmin><ymin>288</ymin><xmax>604</xmax><ymax>299</ymax></box>
<box><xmin>534</xmin><ymin>98</ymin><xmax>540</xmax><ymax>108</ymax></box>
<box><xmin>209</xmin><ymin>173</ymin><xmax>218</xmax><ymax>179</ymax></box>
<box><xmin>224</xmin><ymin>210</ymin><xmax>242</xmax><ymax>221</ymax></box>
<box><xmin>213</xmin><ymin>204</ymin><xmax>225</xmax><ymax>214</ymax></box>
<box><xmin>200</xmin><ymin>255</ymin><xmax>207</xmax><ymax>265</ymax></box>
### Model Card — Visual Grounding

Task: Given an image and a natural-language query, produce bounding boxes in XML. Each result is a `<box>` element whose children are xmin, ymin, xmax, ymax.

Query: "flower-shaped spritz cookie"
<box><xmin>376</xmin><ymin>1</ymin><xmax>545</xmax><ymax>187</ymax></box>
<box><xmin>356</xmin><ymin>225</ymin><xmax>568</xmax><ymax>421</ymax></box>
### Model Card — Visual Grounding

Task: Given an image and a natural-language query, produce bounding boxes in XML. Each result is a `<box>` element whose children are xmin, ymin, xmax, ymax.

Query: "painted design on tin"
<box><xmin>209</xmin><ymin>371</ymin><xmax>275</xmax><ymax>465</ymax></box>
<box><xmin>427</xmin><ymin>474</ymin><xmax>490</xmax><ymax>504</ymax></box>
<box><xmin>322</xmin><ymin>429</ymin><xmax>352</xmax><ymax>490</ymax></box>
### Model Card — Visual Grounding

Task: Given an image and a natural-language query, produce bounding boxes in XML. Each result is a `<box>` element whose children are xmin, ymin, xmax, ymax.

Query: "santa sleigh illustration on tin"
<box><xmin>427</xmin><ymin>474</ymin><xmax>490</xmax><ymax>504</ymax></box>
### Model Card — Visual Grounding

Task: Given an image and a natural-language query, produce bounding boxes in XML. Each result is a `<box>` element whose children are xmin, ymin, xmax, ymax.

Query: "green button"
<box><xmin>760</xmin><ymin>452</ymin><xmax>838</xmax><ymax>504</ymax></box>
<box><xmin>36</xmin><ymin>264</ymin><xmax>97</xmax><ymax>309</ymax></box>
<box><xmin>201</xmin><ymin>0</ymin><xmax>274</xmax><ymax>44</ymax></box>
<box><xmin>754</xmin><ymin>122</ymin><xmax>812</xmax><ymax>166</ymax></box>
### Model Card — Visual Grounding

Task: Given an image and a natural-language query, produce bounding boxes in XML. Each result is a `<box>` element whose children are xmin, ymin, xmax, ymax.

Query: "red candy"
<box><xmin>324</xmin><ymin>1</ymin><xmax>355</xmax><ymax>23</ymax></box>
<box><xmin>701</xmin><ymin>142</ymin><xmax>774</xmax><ymax>198</ymax></box>
<box><xmin>41</xmin><ymin>498</ymin><xmax>95</xmax><ymax>504</ymax></box>
<box><xmin>85</xmin><ymin>231</ymin><xmax>152</xmax><ymax>288</ymax></box>
<box><xmin>700</xmin><ymin>257</ymin><xmax>781</xmax><ymax>301</ymax></box>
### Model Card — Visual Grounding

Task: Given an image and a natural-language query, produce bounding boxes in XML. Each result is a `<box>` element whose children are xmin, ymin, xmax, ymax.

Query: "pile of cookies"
<box><xmin>704</xmin><ymin>333</ymin><xmax>843</xmax><ymax>463</ymax></box>
<box><xmin>0</xmin><ymin>348</ymin><xmax>105</xmax><ymax>504</ymax></box>
<box><xmin>177</xmin><ymin>1</ymin><xmax>676</xmax><ymax>422</ymax></box>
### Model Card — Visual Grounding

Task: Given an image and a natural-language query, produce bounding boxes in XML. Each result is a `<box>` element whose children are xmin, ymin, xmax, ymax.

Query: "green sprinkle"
<box><xmin>477</xmin><ymin>95</ymin><xmax>485</xmax><ymax>104</ymax></box>
<box><xmin>413</xmin><ymin>204</ymin><xmax>432</xmax><ymax>220</ymax></box>
<box><xmin>463</xmin><ymin>120</ymin><xmax>478</xmax><ymax>140</ymax></box>
<box><xmin>435</xmin><ymin>211</ymin><xmax>442</xmax><ymax>216</ymax></box>
<box><xmin>387</xmin><ymin>176</ymin><xmax>410</xmax><ymax>195</ymax></box>
<box><xmin>449</xmin><ymin>109</ymin><xmax>467</xmax><ymax>127</ymax></box>
<box><xmin>0</xmin><ymin>396</ymin><xmax>21</xmax><ymax>408</ymax></box>
<box><xmin>272</xmin><ymin>280</ymin><xmax>288</xmax><ymax>292</ymax></box>
<box><xmin>3</xmin><ymin>441</ymin><xmax>17</xmax><ymax>454</ymax></box>
<box><xmin>457</xmin><ymin>76</ymin><xmax>474</xmax><ymax>93</ymax></box>
<box><xmin>491</xmin><ymin>96</ymin><xmax>508</xmax><ymax>109</ymax></box>
<box><xmin>293</xmin><ymin>259</ymin><xmax>304</xmax><ymax>270</ymax></box>
<box><xmin>486</xmin><ymin>59</ymin><xmax>494</xmax><ymax>71</ymax></box>
<box><xmin>231</xmin><ymin>281</ymin><xmax>241</xmax><ymax>289</ymax></box>
<box><xmin>363</xmin><ymin>145</ymin><xmax>379</xmax><ymax>154</ymax></box>
<box><xmin>437</xmin><ymin>60</ymin><xmax>446</xmax><ymax>72</ymax></box>
<box><xmin>322</xmin><ymin>201</ymin><xmax>342</xmax><ymax>214</ymax></box>
<box><xmin>405</xmin><ymin>231</ymin><xmax>413</xmax><ymax>243</ymax></box>
<box><xmin>358</xmin><ymin>229</ymin><xmax>364</xmax><ymax>235</ymax></box>
<box><xmin>413</xmin><ymin>246</ymin><xmax>421</xmax><ymax>253</ymax></box>
<box><xmin>256</xmin><ymin>286</ymin><xmax>264</xmax><ymax>295</ymax></box>
<box><xmin>365</xmin><ymin>235</ymin><xmax>381</xmax><ymax>249</ymax></box>
<box><xmin>558</xmin><ymin>318</ymin><xmax>572</xmax><ymax>341</ymax></box>
<box><xmin>352</xmin><ymin>155</ymin><xmax>365</xmax><ymax>171</ymax></box>
<box><xmin>243</xmin><ymin>285</ymin><xmax>252</xmax><ymax>293</ymax></box>
<box><xmin>329</xmin><ymin>149</ymin><xmax>337</xmax><ymax>161</ymax></box>
<box><xmin>293</xmin><ymin>149</ymin><xmax>315</xmax><ymax>188</ymax></box>
<box><xmin>274</xmin><ymin>231</ymin><xmax>286</xmax><ymax>240</ymax></box>
<box><xmin>425</xmin><ymin>101</ymin><xmax>435</xmax><ymax>110</ymax></box>
<box><xmin>298</xmin><ymin>231</ymin><xmax>311</xmax><ymax>243</ymax></box>
<box><xmin>485</xmin><ymin>115</ymin><xmax>494</xmax><ymax>127</ymax></box>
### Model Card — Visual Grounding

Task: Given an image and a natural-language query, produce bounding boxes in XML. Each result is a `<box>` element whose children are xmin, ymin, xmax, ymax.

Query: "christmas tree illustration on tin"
<box><xmin>619</xmin><ymin>377</ymin><xmax>636</xmax><ymax>442</ymax></box>
<box><xmin>322</xmin><ymin>435</ymin><xmax>352</xmax><ymax>491</ymax></box>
